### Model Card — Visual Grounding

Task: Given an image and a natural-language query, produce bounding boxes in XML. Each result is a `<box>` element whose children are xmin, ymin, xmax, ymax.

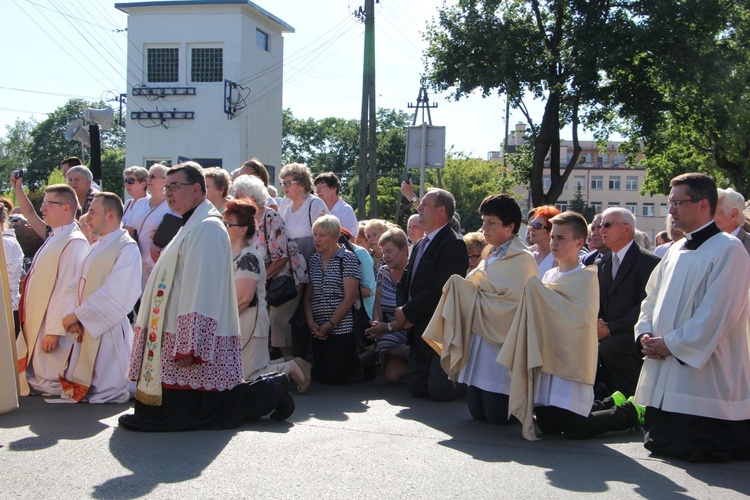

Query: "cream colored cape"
<box><xmin>497</xmin><ymin>265</ymin><xmax>599</xmax><ymax>440</ymax></box>
<box><xmin>423</xmin><ymin>237</ymin><xmax>537</xmax><ymax>378</ymax></box>
<box><xmin>0</xmin><ymin>234</ymin><xmax>18</xmax><ymax>413</ymax></box>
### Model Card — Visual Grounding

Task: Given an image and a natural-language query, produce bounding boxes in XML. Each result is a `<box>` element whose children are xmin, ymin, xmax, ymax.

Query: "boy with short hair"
<box><xmin>499</xmin><ymin>211</ymin><xmax>642</xmax><ymax>440</ymax></box>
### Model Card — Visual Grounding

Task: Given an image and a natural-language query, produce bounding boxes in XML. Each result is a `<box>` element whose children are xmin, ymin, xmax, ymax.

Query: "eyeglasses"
<box><xmin>148</xmin><ymin>174</ymin><xmax>164</xmax><ymax>180</ymax></box>
<box><xmin>223</xmin><ymin>221</ymin><xmax>245</xmax><ymax>228</ymax></box>
<box><xmin>468</xmin><ymin>254</ymin><xmax>482</xmax><ymax>260</ymax></box>
<box><xmin>668</xmin><ymin>199</ymin><xmax>701</xmax><ymax>209</ymax></box>
<box><xmin>280</xmin><ymin>180</ymin><xmax>298</xmax><ymax>187</ymax></box>
<box><xmin>162</xmin><ymin>182</ymin><xmax>194</xmax><ymax>193</ymax></box>
<box><xmin>601</xmin><ymin>221</ymin><xmax>628</xmax><ymax>229</ymax></box>
<box><xmin>124</xmin><ymin>178</ymin><xmax>137</xmax><ymax>184</ymax></box>
<box><xmin>42</xmin><ymin>200</ymin><xmax>66</xmax><ymax>207</ymax></box>
<box><xmin>529</xmin><ymin>222</ymin><xmax>551</xmax><ymax>230</ymax></box>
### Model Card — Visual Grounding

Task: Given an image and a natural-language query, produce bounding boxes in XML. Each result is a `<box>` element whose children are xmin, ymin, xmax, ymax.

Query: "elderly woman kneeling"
<box><xmin>303</xmin><ymin>215</ymin><xmax>362</xmax><ymax>385</ymax></box>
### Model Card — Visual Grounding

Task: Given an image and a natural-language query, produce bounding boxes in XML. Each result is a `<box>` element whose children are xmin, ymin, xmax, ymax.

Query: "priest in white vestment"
<box><xmin>58</xmin><ymin>193</ymin><xmax>141</xmax><ymax>403</ymax></box>
<box><xmin>119</xmin><ymin>163</ymin><xmax>294</xmax><ymax>431</ymax></box>
<box><xmin>12</xmin><ymin>181</ymin><xmax>88</xmax><ymax>396</ymax></box>
<box><xmin>636</xmin><ymin>173</ymin><xmax>750</xmax><ymax>462</ymax></box>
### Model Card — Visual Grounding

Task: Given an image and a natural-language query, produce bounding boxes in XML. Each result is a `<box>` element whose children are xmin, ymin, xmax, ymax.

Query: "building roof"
<box><xmin>115</xmin><ymin>0</ymin><xmax>295</xmax><ymax>33</ymax></box>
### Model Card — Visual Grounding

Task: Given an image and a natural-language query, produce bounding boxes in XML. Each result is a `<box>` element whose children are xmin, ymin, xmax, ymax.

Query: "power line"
<box><xmin>0</xmin><ymin>86</ymin><xmax>99</xmax><ymax>99</ymax></box>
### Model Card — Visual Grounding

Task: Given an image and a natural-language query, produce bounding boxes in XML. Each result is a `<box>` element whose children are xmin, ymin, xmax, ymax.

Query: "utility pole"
<box><xmin>356</xmin><ymin>0</ymin><xmax>377</xmax><ymax>218</ymax></box>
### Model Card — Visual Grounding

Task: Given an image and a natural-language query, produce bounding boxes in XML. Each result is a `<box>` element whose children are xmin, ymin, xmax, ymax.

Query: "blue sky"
<box><xmin>2</xmin><ymin>0</ymin><xmax>562</xmax><ymax>158</ymax></box>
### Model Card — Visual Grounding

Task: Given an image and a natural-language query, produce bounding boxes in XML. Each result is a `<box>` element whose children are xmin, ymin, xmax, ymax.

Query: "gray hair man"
<box><xmin>716</xmin><ymin>188</ymin><xmax>750</xmax><ymax>255</ymax></box>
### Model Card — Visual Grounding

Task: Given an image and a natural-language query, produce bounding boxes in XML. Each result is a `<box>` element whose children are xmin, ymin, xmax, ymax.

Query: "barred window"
<box><xmin>256</xmin><ymin>29</ymin><xmax>269</xmax><ymax>51</ymax></box>
<box><xmin>147</xmin><ymin>48</ymin><xmax>179</xmax><ymax>83</ymax></box>
<box><xmin>191</xmin><ymin>48</ymin><xmax>223</xmax><ymax>82</ymax></box>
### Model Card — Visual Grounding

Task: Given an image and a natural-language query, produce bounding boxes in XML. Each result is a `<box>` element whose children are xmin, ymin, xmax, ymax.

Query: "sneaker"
<box><xmin>626</xmin><ymin>396</ymin><xmax>646</xmax><ymax>426</ymax></box>
<box><xmin>610</xmin><ymin>391</ymin><xmax>627</xmax><ymax>407</ymax></box>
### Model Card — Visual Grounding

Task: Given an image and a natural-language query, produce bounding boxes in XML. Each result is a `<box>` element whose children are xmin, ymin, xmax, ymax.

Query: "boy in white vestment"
<box><xmin>59</xmin><ymin>193</ymin><xmax>141</xmax><ymax>403</ymax></box>
<box><xmin>499</xmin><ymin>212</ymin><xmax>642</xmax><ymax>440</ymax></box>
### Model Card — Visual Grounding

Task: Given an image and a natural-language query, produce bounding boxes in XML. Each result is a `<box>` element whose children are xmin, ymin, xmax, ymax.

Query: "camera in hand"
<box><xmin>12</xmin><ymin>169</ymin><xmax>24</xmax><ymax>179</ymax></box>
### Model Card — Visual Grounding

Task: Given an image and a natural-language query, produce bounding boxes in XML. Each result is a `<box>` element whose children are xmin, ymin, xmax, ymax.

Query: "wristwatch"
<box><xmin>387</xmin><ymin>322</ymin><xmax>393</xmax><ymax>331</ymax></box>
<box><xmin>411</xmin><ymin>195</ymin><xmax>419</xmax><ymax>203</ymax></box>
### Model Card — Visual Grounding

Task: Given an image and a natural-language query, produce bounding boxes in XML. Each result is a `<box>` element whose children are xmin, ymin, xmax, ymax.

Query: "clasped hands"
<box><xmin>640</xmin><ymin>334</ymin><xmax>671</xmax><ymax>360</ymax></box>
<box><xmin>62</xmin><ymin>313</ymin><xmax>84</xmax><ymax>342</ymax></box>
<box><xmin>365</xmin><ymin>307</ymin><xmax>413</xmax><ymax>340</ymax></box>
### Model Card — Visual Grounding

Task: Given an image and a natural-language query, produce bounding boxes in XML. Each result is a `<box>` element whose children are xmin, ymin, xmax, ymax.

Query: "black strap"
<box><xmin>338</xmin><ymin>250</ymin><xmax>366</xmax><ymax>310</ymax></box>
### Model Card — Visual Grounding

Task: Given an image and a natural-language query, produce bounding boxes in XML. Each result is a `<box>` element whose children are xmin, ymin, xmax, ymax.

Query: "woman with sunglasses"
<box><xmin>526</xmin><ymin>205</ymin><xmax>561</xmax><ymax>277</ymax></box>
<box><xmin>223</xmin><ymin>198</ymin><xmax>312</xmax><ymax>393</ymax></box>
<box><xmin>121</xmin><ymin>166</ymin><xmax>149</xmax><ymax>227</ymax></box>
<box><xmin>125</xmin><ymin>163</ymin><xmax>175</xmax><ymax>290</ymax></box>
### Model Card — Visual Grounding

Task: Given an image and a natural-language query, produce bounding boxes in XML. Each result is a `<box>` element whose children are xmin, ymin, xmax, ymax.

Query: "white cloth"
<box><xmin>328</xmin><ymin>197</ymin><xmax>360</xmax><ymax>237</ymax></box>
<box><xmin>2</xmin><ymin>229</ymin><xmax>24</xmax><ymax>310</ymax></box>
<box><xmin>122</xmin><ymin>194</ymin><xmax>151</xmax><ymax>228</ymax></box>
<box><xmin>456</xmin><ymin>333</ymin><xmax>511</xmax><ymax>393</ymax></box>
<box><xmin>278</xmin><ymin>195</ymin><xmax>328</xmax><ymax>240</ymax></box>
<box><xmin>536</xmin><ymin>252</ymin><xmax>554</xmax><ymax>277</ymax></box>
<box><xmin>26</xmin><ymin>223</ymin><xmax>89</xmax><ymax>396</ymax></box>
<box><xmin>634</xmin><ymin>233</ymin><xmax>750</xmax><ymax>421</ymax></box>
<box><xmin>127</xmin><ymin>198</ymin><xmax>173</xmax><ymax>290</ymax></box>
<box><xmin>61</xmin><ymin>228</ymin><xmax>142</xmax><ymax>403</ymax></box>
<box><xmin>533</xmin><ymin>265</ymin><xmax>594</xmax><ymax>417</ymax></box>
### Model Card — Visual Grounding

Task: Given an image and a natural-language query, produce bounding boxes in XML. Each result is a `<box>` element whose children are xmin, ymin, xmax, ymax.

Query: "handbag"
<box><xmin>262</xmin><ymin>216</ymin><xmax>297</xmax><ymax>307</ymax></box>
<box><xmin>266</xmin><ymin>274</ymin><xmax>297</xmax><ymax>307</ymax></box>
<box><xmin>339</xmin><ymin>255</ymin><xmax>373</xmax><ymax>348</ymax></box>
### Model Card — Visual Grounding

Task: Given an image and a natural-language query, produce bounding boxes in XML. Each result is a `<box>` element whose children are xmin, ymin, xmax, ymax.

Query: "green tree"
<box><xmin>0</xmin><ymin>119</ymin><xmax>35</xmax><ymax>194</ymax></box>
<box><xmin>568</xmin><ymin>181</ymin><xmax>595</xmax><ymax>221</ymax></box>
<box><xmin>424</xmin><ymin>0</ymin><xmax>636</xmax><ymax>207</ymax></box>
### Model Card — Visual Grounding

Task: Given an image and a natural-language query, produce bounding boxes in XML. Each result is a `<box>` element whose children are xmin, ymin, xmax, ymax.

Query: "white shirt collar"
<box><xmin>613</xmin><ymin>239</ymin><xmax>634</xmax><ymax>264</ymax></box>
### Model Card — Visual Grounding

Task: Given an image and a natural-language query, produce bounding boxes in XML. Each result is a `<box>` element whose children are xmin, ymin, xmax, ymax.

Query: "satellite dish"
<box><xmin>64</xmin><ymin>119</ymin><xmax>91</xmax><ymax>146</ymax></box>
<box><xmin>84</xmin><ymin>107</ymin><xmax>115</xmax><ymax>130</ymax></box>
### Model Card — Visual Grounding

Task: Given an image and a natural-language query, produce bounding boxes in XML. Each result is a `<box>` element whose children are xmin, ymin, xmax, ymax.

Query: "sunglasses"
<box><xmin>148</xmin><ymin>174</ymin><xmax>164</xmax><ymax>180</ymax></box>
<box><xmin>223</xmin><ymin>221</ymin><xmax>245</xmax><ymax>228</ymax></box>
<box><xmin>530</xmin><ymin>222</ymin><xmax>550</xmax><ymax>230</ymax></box>
<box><xmin>124</xmin><ymin>178</ymin><xmax>137</xmax><ymax>184</ymax></box>
<box><xmin>602</xmin><ymin>221</ymin><xmax>628</xmax><ymax>229</ymax></box>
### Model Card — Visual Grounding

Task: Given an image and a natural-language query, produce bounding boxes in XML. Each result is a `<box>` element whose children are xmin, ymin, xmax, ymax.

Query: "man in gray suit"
<box><xmin>715</xmin><ymin>188</ymin><xmax>750</xmax><ymax>256</ymax></box>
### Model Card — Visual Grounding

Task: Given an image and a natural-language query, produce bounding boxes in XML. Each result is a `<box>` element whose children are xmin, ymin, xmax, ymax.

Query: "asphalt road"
<box><xmin>2</xmin><ymin>375</ymin><xmax>749</xmax><ymax>499</ymax></box>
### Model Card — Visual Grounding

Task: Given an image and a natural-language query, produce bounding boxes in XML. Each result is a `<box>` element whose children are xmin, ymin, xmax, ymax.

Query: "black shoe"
<box><xmin>270</xmin><ymin>374</ymin><xmax>295</xmax><ymax>421</ymax></box>
<box><xmin>359</xmin><ymin>350</ymin><xmax>378</xmax><ymax>381</ymax></box>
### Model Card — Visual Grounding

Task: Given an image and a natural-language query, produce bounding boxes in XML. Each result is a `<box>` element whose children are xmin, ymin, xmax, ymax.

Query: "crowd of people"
<box><xmin>5</xmin><ymin>157</ymin><xmax>750</xmax><ymax>463</ymax></box>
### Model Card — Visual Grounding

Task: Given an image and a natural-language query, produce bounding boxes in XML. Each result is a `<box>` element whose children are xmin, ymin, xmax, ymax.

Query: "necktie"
<box><xmin>612</xmin><ymin>253</ymin><xmax>620</xmax><ymax>280</ymax></box>
<box><xmin>409</xmin><ymin>236</ymin><xmax>430</xmax><ymax>295</ymax></box>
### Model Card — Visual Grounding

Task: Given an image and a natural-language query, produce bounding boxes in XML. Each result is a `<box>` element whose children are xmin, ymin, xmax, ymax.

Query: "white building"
<box><xmin>115</xmin><ymin>0</ymin><xmax>294</xmax><ymax>180</ymax></box>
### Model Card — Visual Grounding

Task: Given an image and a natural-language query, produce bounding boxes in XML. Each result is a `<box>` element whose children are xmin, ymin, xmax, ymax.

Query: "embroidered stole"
<box><xmin>16</xmin><ymin>226</ymin><xmax>87</xmax><ymax>396</ymax></box>
<box><xmin>59</xmin><ymin>231</ymin><xmax>135</xmax><ymax>401</ymax></box>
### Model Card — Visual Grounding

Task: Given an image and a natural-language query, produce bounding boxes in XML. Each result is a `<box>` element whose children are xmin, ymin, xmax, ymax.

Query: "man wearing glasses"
<box><xmin>10</xmin><ymin>179</ymin><xmax>88</xmax><ymax>397</ymax></box>
<box><xmin>635</xmin><ymin>172</ymin><xmax>750</xmax><ymax>461</ymax></box>
<box><xmin>597</xmin><ymin>207</ymin><xmax>660</xmax><ymax>399</ymax></box>
<box><xmin>120</xmin><ymin>163</ymin><xmax>294</xmax><ymax>431</ymax></box>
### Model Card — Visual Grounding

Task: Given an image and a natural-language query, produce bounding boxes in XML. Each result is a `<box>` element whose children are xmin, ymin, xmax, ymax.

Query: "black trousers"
<box><xmin>407</xmin><ymin>339</ymin><xmax>466</xmax><ymax>402</ymax></box>
<box><xmin>312</xmin><ymin>332</ymin><xmax>359</xmax><ymax>385</ymax></box>
<box><xmin>598</xmin><ymin>333</ymin><xmax>643</xmax><ymax>397</ymax></box>
<box><xmin>118</xmin><ymin>375</ymin><xmax>284</xmax><ymax>432</ymax></box>
<box><xmin>467</xmin><ymin>386</ymin><xmax>513</xmax><ymax>424</ymax></box>
<box><xmin>535</xmin><ymin>402</ymin><xmax>635</xmax><ymax>439</ymax></box>
<box><xmin>644</xmin><ymin>407</ymin><xmax>750</xmax><ymax>462</ymax></box>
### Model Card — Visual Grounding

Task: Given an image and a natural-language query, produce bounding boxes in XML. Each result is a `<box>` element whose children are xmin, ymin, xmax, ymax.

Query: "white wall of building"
<box><xmin>116</xmin><ymin>1</ymin><xmax>293</xmax><ymax>181</ymax></box>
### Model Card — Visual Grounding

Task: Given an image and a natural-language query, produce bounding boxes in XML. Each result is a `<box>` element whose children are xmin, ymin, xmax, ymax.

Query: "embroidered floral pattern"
<box><xmin>141</xmin><ymin>269</ymin><xmax>168</xmax><ymax>387</ymax></box>
<box><xmin>161</xmin><ymin>332</ymin><xmax>243</xmax><ymax>391</ymax></box>
<box><xmin>128</xmin><ymin>326</ymin><xmax>145</xmax><ymax>380</ymax></box>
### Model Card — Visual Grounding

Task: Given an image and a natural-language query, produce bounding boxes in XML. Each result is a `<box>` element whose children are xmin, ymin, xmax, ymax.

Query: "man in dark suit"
<box><xmin>715</xmin><ymin>188</ymin><xmax>750</xmax><ymax>256</ymax></box>
<box><xmin>581</xmin><ymin>213</ymin><xmax>610</xmax><ymax>265</ymax></box>
<box><xmin>395</xmin><ymin>188</ymin><xmax>469</xmax><ymax>401</ymax></box>
<box><xmin>597</xmin><ymin>207</ymin><xmax>660</xmax><ymax>397</ymax></box>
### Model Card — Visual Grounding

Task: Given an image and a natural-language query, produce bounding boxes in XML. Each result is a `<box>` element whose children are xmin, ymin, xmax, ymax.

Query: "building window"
<box><xmin>543</xmin><ymin>175</ymin><xmax>551</xmax><ymax>189</ymax></box>
<box><xmin>574</xmin><ymin>176</ymin><xmax>585</xmax><ymax>190</ymax></box>
<box><xmin>591</xmin><ymin>202</ymin><xmax>602</xmax><ymax>213</ymax></box>
<box><xmin>191</xmin><ymin>48</ymin><xmax>223</xmax><ymax>82</ymax></box>
<box><xmin>555</xmin><ymin>202</ymin><xmax>567</xmax><ymax>212</ymax></box>
<box><xmin>608</xmin><ymin>202</ymin><xmax>620</xmax><ymax>207</ymax></box>
<box><xmin>660</xmin><ymin>203</ymin><xmax>669</xmax><ymax>217</ymax></box>
<box><xmin>144</xmin><ymin>158</ymin><xmax>172</xmax><ymax>168</ymax></box>
<box><xmin>626</xmin><ymin>203</ymin><xmax>637</xmax><ymax>214</ymax></box>
<box><xmin>591</xmin><ymin>176</ymin><xmax>603</xmax><ymax>190</ymax></box>
<box><xmin>609</xmin><ymin>176</ymin><xmax>621</xmax><ymax>190</ymax></box>
<box><xmin>614</xmin><ymin>153</ymin><xmax>627</xmax><ymax>166</ymax></box>
<box><xmin>597</xmin><ymin>156</ymin><xmax>603</xmax><ymax>167</ymax></box>
<box><xmin>580</xmin><ymin>153</ymin><xmax>590</xmax><ymax>164</ymax></box>
<box><xmin>147</xmin><ymin>48</ymin><xmax>179</xmax><ymax>83</ymax></box>
<box><xmin>643</xmin><ymin>203</ymin><xmax>655</xmax><ymax>217</ymax></box>
<box><xmin>626</xmin><ymin>176</ymin><xmax>638</xmax><ymax>191</ymax></box>
<box><xmin>256</xmin><ymin>29</ymin><xmax>269</xmax><ymax>51</ymax></box>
